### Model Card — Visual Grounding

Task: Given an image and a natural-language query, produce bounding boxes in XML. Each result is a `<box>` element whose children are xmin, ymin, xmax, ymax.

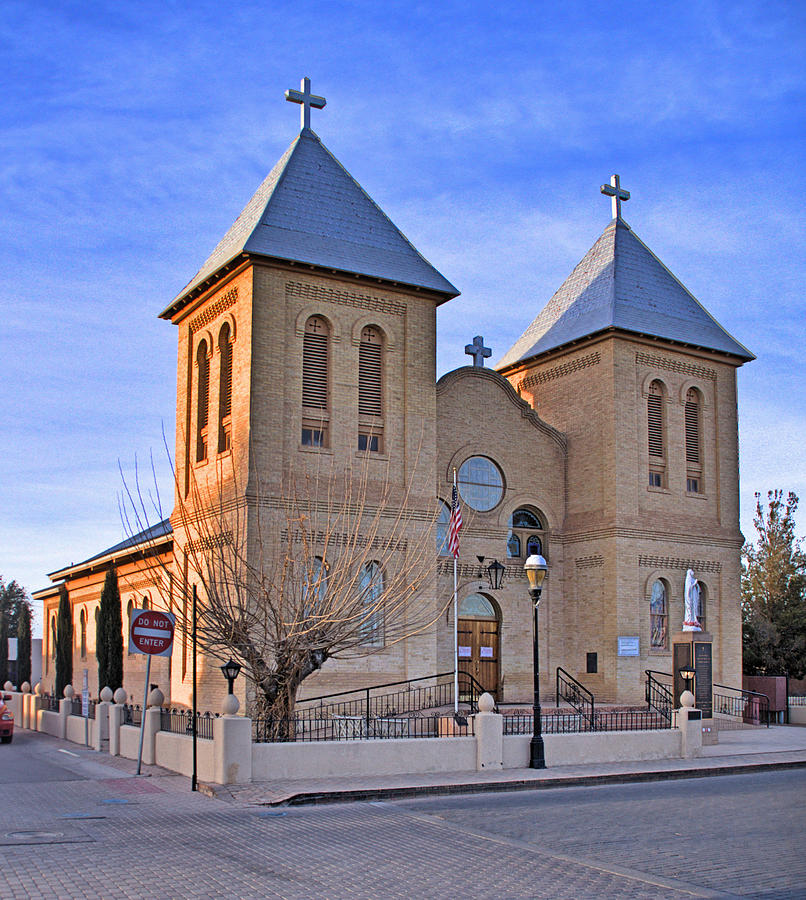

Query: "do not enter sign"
<box><xmin>130</xmin><ymin>609</ymin><xmax>175</xmax><ymax>657</ymax></box>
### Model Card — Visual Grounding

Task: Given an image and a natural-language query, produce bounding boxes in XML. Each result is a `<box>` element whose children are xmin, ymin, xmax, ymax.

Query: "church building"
<box><xmin>35</xmin><ymin>80</ymin><xmax>753</xmax><ymax>712</ymax></box>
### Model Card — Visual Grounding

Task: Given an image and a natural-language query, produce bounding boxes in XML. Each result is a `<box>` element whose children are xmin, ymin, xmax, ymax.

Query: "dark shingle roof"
<box><xmin>163</xmin><ymin>129</ymin><xmax>458</xmax><ymax>315</ymax></box>
<box><xmin>497</xmin><ymin>219</ymin><xmax>754</xmax><ymax>369</ymax></box>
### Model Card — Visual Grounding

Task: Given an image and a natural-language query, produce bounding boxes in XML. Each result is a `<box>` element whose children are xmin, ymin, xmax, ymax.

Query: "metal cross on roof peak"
<box><xmin>285</xmin><ymin>77</ymin><xmax>326</xmax><ymax>132</ymax></box>
<box><xmin>600</xmin><ymin>174</ymin><xmax>630</xmax><ymax>221</ymax></box>
<box><xmin>465</xmin><ymin>335</ymin><xmax>492</xmax><ymax>367</ymax></box>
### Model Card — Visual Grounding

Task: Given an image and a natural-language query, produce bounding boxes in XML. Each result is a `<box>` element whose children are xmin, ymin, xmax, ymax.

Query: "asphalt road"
<box><xmin>1</xmin><ymin>730</ymin><xmax>805</xmax><ymax>899</ymax></box>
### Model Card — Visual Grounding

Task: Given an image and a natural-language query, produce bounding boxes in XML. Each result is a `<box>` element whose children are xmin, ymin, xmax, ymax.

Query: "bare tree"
<box><xmin>121</xmin><ymin>445</ymin><xmax>446</xmax><ymax>735</ymax></box>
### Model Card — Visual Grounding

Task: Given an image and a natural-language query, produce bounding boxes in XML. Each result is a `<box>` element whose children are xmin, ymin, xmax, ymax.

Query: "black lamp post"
<box><xmin>679</xmin><ymin>666</ymin><xmax>696</xmax><ymax>692</ymax></box>
<box><xmin>220</xmin><ymin>659</ymin><xmax>242</xmax><ymax>695</ymax></box>
<box><xmin>524</xmin><ymin>553</ymin><xmax>548</xmax><ymax>769</ymax></box>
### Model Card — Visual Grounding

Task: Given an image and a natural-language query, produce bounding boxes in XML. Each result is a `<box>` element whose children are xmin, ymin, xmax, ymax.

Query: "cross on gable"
<box><xmin>600</xmin><ymin>174</ymin><xmax>630</xmax><ymax>220</ymax></box>
<box><xmin>285</xmin><ymin>77</ymin><xmax>327</xmax><ymax>131</ymax></box>
<box><xmin>465</xmin><ymin>335</ymin><xmax>492</xmax><ymax>367</ymax></box>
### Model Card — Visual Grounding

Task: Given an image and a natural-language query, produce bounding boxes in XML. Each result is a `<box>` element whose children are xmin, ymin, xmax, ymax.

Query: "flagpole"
<box><xmin>453</xmin><ymin>469</ymin><xmax>459</xmax><ymax>715</ymax></box>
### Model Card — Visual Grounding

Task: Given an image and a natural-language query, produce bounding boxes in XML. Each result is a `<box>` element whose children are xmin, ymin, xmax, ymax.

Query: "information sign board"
<box><xmin>617</xmin><ymin>636</ymin><xmax>640</xmax><ymax>657</ymax></box>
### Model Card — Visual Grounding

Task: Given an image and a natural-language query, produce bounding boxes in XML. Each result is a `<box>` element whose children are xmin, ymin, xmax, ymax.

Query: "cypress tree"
<box><xmin>0</xmin><ymin>604</ymin><xmax>7</xmax><ymax>685</ymax></box>
<box><xmin>97</xmin><ymin>568</ymin><xmax>123</xmax><ymax>692</ymax></box>
<box><xmin>16</xmin><ymin>601</ymin><xmax>31</xmax><ymax>686</ymax></box>
<box><xmin>55</xmin><ymin>585</ymin><xmax>73</xmax><ymax>698</ymax></box>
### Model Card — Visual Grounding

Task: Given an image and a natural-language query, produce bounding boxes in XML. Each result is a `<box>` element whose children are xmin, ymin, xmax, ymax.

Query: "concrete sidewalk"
<box><xmin>204</xmin><ymin>724</ymin><xmax>806</xmax><ymax>807</ymax></box>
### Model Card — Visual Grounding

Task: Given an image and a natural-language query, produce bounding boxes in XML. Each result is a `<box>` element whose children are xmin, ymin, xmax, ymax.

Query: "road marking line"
<box><xmin>57</xmin><ymin>749</ymin><xmax>80</xmax><ymax>758</ymax></box>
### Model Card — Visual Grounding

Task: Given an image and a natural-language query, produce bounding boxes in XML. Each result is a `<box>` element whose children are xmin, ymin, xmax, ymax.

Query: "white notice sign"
<box><xmin>458</xmin><ymin>646</ymin><xmax>472</xmax><ymax>658</ymax></box>
<box><xmin>618</xmin><ymin>636</ymin><xmax>640</xmax><ymax>657</ymax></box>
<box><xmin>480</xmin><ymin>646</ymin><xmax>494</xmax><ymax>659</ymax></box>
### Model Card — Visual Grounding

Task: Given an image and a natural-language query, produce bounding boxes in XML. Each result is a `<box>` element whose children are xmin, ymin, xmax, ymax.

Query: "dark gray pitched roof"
<box><xmin>497</xmin><ymin>219</ymin><xmax>754</xmax><ymax>369</ymax></box>
<box><xmin>164</xmin><ymin>129</ymin><xmax>458</xmax><ymax>314</ymax></box>
<box><xmin>47</xmin><ymin>519</ymin><xmax>173</xmax><ymax>579</ymax></box>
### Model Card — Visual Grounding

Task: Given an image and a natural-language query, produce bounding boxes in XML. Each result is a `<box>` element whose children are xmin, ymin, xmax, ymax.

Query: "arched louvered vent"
<box><xmin>647</xmin><ymin>381</ymin><xmax>664</xmax><ymax>458</ymax></box>
<box><xmin>359</xmin><ymin>326</ymin><xmax>383</xmax><ymax>417</ymax></box>
<box><xmin>303</xmin><ymin>317</ymin><xmax>329</xmax><ymax>410</ymax></box>
<box><xmin>685</xmin><ymin>389</ymin><xmax>700</xmax><ymax>464</ymax></box>
<box><xmin>218</xmin><ymin>323</ymin><xmax>233</xmax><ymax>452</ymax></box>
<box><xmin>196</xmin><ymin>340</ymin><xmax>209</xmax><ymax>462</ymax></box>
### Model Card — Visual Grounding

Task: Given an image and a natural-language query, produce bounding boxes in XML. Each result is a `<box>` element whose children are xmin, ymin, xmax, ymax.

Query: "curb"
<box><xmin>268</xmin><ymin>758</ymin><xmax>806</xmax><ymax>806</ymax></box>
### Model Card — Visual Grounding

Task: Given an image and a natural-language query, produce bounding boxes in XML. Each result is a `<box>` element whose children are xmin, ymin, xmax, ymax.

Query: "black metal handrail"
<box><xmin>294</xmin><ymin>670</ymin><xmax>490</xmax><ymax>725</ymax></box>
<box><xmin>713</xmin><ymin>683</ymin><xmax>770</xmax><ymax>727</ymax></box>
<box><xmin>645</xmin><ymin>670</ymin><xmax>673</xmax><ymax>723</ymax></box>
<box><xmin>555</xmin><ymin>667</ymin><xmax>595</xmax><ymax>729</ymax></box>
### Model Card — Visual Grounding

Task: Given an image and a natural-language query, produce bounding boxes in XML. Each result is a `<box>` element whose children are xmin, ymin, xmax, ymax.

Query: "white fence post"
<box><xmin>58</xmin><ymin>685</ymin><xmax>74</xmax><ymax>740</ymax></box>
<box><xmin>109</xmin><ymin>688</ymin><xmax>126</xmax><ymax>756</ymax></box>
<box><xmin>677</xmin><ymin>690</ymin><xmax>703</xmax><ymax>759</ymax></box>
<box><xmin>474</xmin><ymin>692</ymin><xmax>504</xmax><ymax>771</ymax></box>
<box><xmin>213</xmin><ymin>695</ymin><xmax>253</xmax><ymax>785</ymax></box>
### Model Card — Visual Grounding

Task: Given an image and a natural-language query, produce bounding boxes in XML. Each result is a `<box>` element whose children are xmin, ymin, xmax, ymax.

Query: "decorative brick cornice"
<box><xmin>635</xmin><ymin>351</ymin><xmax>716</xmax><ymax>381</ymax></box>
<box><xmin>280</xmin><ymin>529</ymin><xmax>408</xmax><ymax>553</ymax></box>
<box><xmin>518</xmin><ymin>352</ymin><xmax>600</xmax><ymax>389</ymax></box>
<box><xmin>287</xmin><ymin>281</ymin><xmax>407</xmax><ymax>316</ymax></box>
<box><xmin>437</xmin><ymin>561</ymin><xmax>523</xmax><ymax>580</ymax></box>
<box><xmin>185</xmin><ymin>531</ymin><xmax>233</xmax><ymax>553</ymax></box>
<box><xmin>189</xmin><ymin>287</ymin><xmax>238</xmax><ymax>332</ymax></box>
<box><xmin>576</xmin><ymin>555</ymin><xmax>604</xmax><ymax>568</ymax></box>
<box><xmin>639</xmin><ymin>555</ymin><xmax>721</xmax><ymax>573</ymax></box>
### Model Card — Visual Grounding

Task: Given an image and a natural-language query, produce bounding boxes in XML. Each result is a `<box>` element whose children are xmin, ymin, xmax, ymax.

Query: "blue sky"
<box><xmin>2</xmin><ymin>0</ymin><xmax>804</xmax><ymax>636</ymax></box>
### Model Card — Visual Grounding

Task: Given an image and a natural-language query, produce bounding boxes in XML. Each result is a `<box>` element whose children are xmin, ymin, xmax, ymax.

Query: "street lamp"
<box><xmin>524</xmin><ymin>553</ymin><xmax>548</xmax><ymax>769</ymax></box>
<box><xmin>678</xmin><ymin>666</ymin><xmax>696</xmax><ymax>692</ymax></box>
<box><xmin>220</xmin><ymin>659</ymin><xmax>242</xmax><ymax>695</ymax></box>
<box><xmin>476</xmin><ymin>556</ymin><xmax>506</xmax><ymax>591</ymax></box>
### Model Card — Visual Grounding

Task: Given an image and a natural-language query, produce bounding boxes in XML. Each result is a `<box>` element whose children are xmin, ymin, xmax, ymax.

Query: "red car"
<box><xmin>0</xmin><ymin>694</ymin><xmax>13</xmax><ymax>743</ymax></box>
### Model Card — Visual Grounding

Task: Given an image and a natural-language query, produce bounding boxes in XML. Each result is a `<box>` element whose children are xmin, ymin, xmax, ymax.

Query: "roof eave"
<box><xmin>497</xmin><ymin>326</ymin><xmax>755</xmax><ymax>375</ymax></box>
<box><xmin>47</xmin><ymin>536</ymin><xmax>174</xmax><ymax>582</ymax></box>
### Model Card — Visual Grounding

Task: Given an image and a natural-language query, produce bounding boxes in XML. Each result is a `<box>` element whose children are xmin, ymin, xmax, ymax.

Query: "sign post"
<box><xmin>129</xmin><ymin>609</ymin><xmax>175</xmax><ymax>775</ymax></box>
<box><xmin>82</xmin><ymin>668</ymin><xmax>89</xmax><ymax>746</ymax></box>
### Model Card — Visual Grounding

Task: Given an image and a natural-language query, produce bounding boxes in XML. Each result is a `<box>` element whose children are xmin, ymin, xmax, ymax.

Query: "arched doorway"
<box><xmin>458</xmin><ymin>592</ymin><xmax>500</xmax><ymax>699</ymax></box>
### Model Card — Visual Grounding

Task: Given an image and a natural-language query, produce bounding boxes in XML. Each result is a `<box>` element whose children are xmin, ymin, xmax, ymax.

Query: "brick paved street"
<box><xmin>2</xmin><ymin>730</ymin><xmax>805</xmax><ymax>899</ymax></box>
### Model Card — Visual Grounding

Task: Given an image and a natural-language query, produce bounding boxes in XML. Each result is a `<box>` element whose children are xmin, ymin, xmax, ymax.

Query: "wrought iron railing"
<box><xmin>789</xmin><ymin>696</ymin><xmax>806</xmax><ymax>706</ymax></box>
<box><xmin>68</xmin><ymin>697</ymin><xmax>96</xmax><ymax>719</ymax></box>
<box><xmin>503</xmin><ymin>709</ymin><xmax>670</xmax><ymax>735</ymax></box>
<box><xmin>645</xmin><ymin>670</ymin><xmax>673</xmax><ymax>723</ymax></box>
<box><xmin>40</xmin><ymin>693</ymin><xmax>59</xmax><ymax>712</ymax></box>
<box><xmin>123</xmin><ymin>704</ymin><xmax>142</xmax><ymax>726</ymax></box>
<box><xmin>713</xmin><ymin>684</ymin><xmax>770</xmax><ymax>727</ymax></box>
<box><xmin>555</xmin><ymin>667</ymin><xmax>595</xmax><ymax>728</ymax></box>
<box><xmin>160</xmin><ymin>708</ymin><xmax>217</xmax><ymax>740</ymax></box>
<box><xmin>253</xmin><ymin>712</ymin><xmax>474</xmax><ymax>743</ymax></box>
<box><xmin>294</xmin><ymin>670</ymin><xmax>489</xmax><ymax>725</ymax></box>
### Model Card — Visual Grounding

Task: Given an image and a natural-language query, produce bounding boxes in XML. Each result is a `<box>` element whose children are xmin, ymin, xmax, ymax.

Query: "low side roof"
<box><xmin>47</xmin><ymin>519</ymin><xmax>173</xmax><ymax>581</ymax></box>
<box><xmin>162</xmin><ymin>129</ymin><xmax>458</xmax><ymax>317</ymax></box>
<box><xmin>497</xmin><ymin>219</ymin><xmax>754</xmax><ymax>369</ymax></box>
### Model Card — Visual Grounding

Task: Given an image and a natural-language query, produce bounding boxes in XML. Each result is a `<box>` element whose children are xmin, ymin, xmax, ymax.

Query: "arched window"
<box><xmin>196</xmin><ymin>339</ymin><xmax>209</xmax><ymax>462</ymax></box>
<box><xmin>359</xmin><ymin>562</ymin><xmax>384</xmax><ymax>646</ymax></box>
<box><xmin>459</xmin><ymin>593</ymin><xmax>497</xmax><ymax>618</ymax></box>
<box><xmin>80</xmin><ymin>608</ymin><xmax>87</xmax><ymax>659</ymax></box>
<box><xmin>358</xmin><ymin>326</ymin><xmax>383</xmax><ymax>452</ymax></box>
<box><xmin>51</xmin><ymin>616</ymin><xmax>57</xmax><ymax>661</ymax></box>
<box><xmin>650</xmin><ymin>580</ymin><xmax>668</xmax><ymax>649</ymax></box>
<box><xmin>647</xmin><ymin>380</ymin><xmax>666</xmax><ymax>488</ymax></box>
<box><xmin>141</xmin><ymin>595</ymin><xmax>150</xmax><ymax>610</ymax></box>
<box><xmin>685</xmin><ymin>388</ymin><xmax>703</xmax><ymax>494</ymax></box>
<box><xmin>218</xmin><ymin>323</ymin><xmax>233</xmax><ymax>453</ymax></box>
<box><xmin>507</xmin><ymin>508</ymin><xmax>545</xmax><ymax>559</ymax></box>
<box><xmin>436</xmin><ymin>501</ymin><xmax>451</xmax><ymax>556</ymax></box>
<box><xmin>127</xmin><ymin>600</ymin><xmax>134</xmax><ymax>655</ymax></box>
<box><xmin>302</xmin><ymin>316</ymin><xmax>329</xmax><ymax>447</ymax></box>
<box><xmin>457</xmin><ymin>457</ymin><xmax>504</xmax><ymax>512</ymax></box>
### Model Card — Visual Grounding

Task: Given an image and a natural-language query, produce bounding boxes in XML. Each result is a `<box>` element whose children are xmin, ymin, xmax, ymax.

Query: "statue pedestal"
<box><xmin>673</xmin><ymin>631</ymin><xmax>713</xmax><ymax>720</ymax></box>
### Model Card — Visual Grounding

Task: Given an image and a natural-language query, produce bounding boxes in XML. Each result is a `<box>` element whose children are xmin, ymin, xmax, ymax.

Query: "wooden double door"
<box><xmin>458</xmin><ymin>617</ymin><xmax>500</xmax><ymax>699</ymax></box>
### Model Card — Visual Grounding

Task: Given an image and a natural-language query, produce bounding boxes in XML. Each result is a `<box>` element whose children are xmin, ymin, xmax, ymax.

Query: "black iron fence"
<box><xmin>644</xmin><ymin>670</ymin><xmax>674</xmax><ymax>724</ymax></box>
<box><xmin>123</xmin><ymin>704</ymin><xmax>142</xmax><ymax>726</ymax></box>
<box><xmin>253</xmin><ymin>713</ymin><xmax>474</xmax><ymax>743</ymax></box>
<box><xmin>504</xmin><ymin>709</ymin><xmax>671</xmax><ymax>735</ymax></box>
<box><xmin>68</xmin><ymin>697</ymin><xmax>96</xmax><ymax>719</ymax></box>
<box><xmin>556</xmin><ymin>667</ymin><xmax>595</xmax><ymax>727</ymax></box>
<box><xmin>294</xmin><ymin>671</ymin><xmax>488</xmax><ymax>724</ymax></box>
<box><xmin>40</xmin><ymin>693</ymin><xmax>59</xmax><ymax>712</ymax></box>
<box><xmin>159</xmin><ymin>708</ymin><xmax>218</xmax><ymax>740</ymax></box>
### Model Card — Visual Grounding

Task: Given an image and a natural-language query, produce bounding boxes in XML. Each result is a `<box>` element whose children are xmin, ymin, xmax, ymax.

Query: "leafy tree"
<box><xmin>16</xmin><ymin>601</ymin><xmax>32</xmax><ymax>686</ymax></box>
<box><xmin>96</xmin><ymin>568</ymin><xmax>124</xmax><ymax>692</ymax></box>
<box><xmin>55</xmin><ymin>585</ymin><xmax>73</xmax><ymax>698</ymax></box>
<box><xmin>742</xmin><ymin>490</ymin><xmax>806</xmax><ymax>677</ymax></box>
<box><xmin>0</xmin><ymin>578</ymin><xmax>30</xmax><ymax>685</ymax></box>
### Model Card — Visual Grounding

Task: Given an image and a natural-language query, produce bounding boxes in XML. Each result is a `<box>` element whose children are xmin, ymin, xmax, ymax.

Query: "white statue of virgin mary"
<box><xmin>683</xmin><ymin>569</ymin><xmax>701</xmax><ymax>631</ymax></box>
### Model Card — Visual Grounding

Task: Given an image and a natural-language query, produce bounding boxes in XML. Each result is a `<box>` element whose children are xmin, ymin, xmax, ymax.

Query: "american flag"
<box><xmin>448</xmin><ymin>483</ymin><xmax>463</xmax><ymax>559</ymax></box>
